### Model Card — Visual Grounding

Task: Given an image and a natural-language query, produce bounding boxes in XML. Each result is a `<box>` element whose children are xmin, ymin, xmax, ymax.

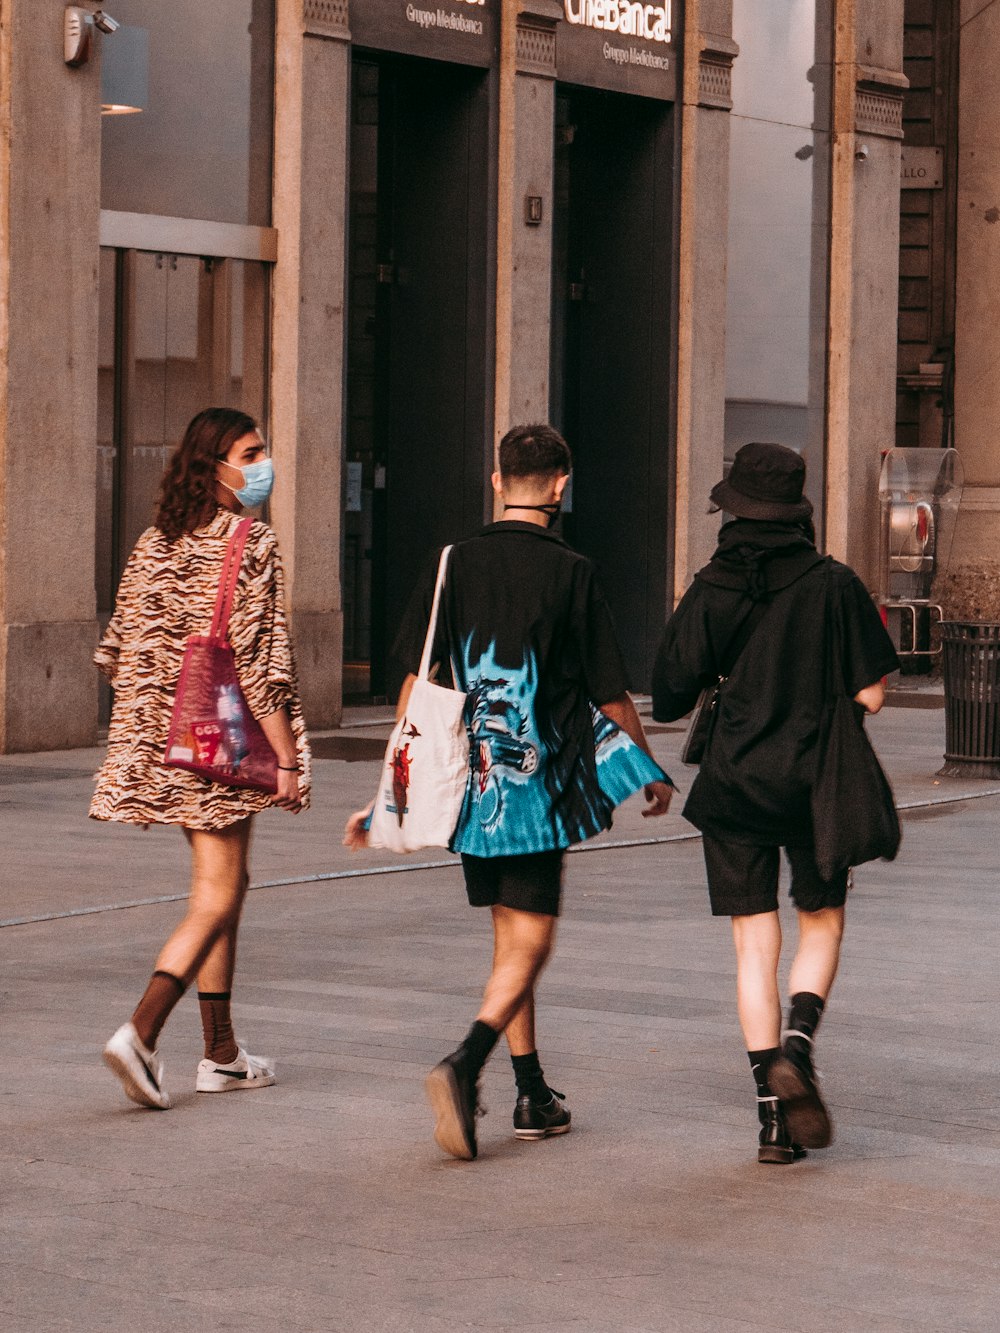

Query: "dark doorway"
<box><xmin>551</xmin><ymin>88</ymin><xmax>674</xmax><ymax>690</ymax></box>
<box><xmin>345</xmin><ymin>54</ymin><xmax>492</xmax><ymax>700</ymax></box>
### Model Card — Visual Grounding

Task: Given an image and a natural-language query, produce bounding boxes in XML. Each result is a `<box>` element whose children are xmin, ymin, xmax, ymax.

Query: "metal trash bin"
<box><xmin>938</xmin><ymin>622</ymin><xmax>1000</xmax><ymax>778</ymax></box>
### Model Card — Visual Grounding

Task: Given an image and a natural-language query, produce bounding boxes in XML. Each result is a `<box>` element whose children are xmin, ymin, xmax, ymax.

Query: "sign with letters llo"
<box><xmin>351</xmin><ymin>0</ymin><xmax>499</xmax><ymax>67</ymax></box>
<box><xmin>558</xmin><ymin>0</ymin><xmax>679</xmax><ymax>100</ymax></box>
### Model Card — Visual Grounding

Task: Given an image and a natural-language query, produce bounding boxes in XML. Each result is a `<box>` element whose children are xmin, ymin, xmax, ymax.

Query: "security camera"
<box><xmin>64</xmin><ymin>6</ymin><xmax>121</xmax><ymax>65</ymax></box>
<box><xmin>855</xmin><ymin>142</ymin><xmax>870</xmax><ymax>163</ymax></box>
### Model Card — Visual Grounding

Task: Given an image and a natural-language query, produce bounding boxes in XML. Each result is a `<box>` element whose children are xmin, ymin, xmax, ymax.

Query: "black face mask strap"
<box><xmin>503</xmin><ymin>503</ymin><xmax>561</xmax><ymax>528</ymax></box>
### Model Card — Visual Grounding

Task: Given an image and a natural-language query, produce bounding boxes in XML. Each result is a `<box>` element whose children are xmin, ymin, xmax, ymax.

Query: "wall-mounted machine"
<box><xmin>877</xmin><ymin>447</ymin><xmax>963</xmax><ymax>656</ymax></box>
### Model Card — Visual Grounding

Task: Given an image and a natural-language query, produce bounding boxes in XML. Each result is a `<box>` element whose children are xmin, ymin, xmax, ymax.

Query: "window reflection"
<box><xmin>96</xmin><ymin>251</ymin><xmax>270</xmax><ymax>619</ymax></box>
<box><xmin>100</xmin><ymin>0</ymin><xmax>274</xmax><ymax>226</ymax></box>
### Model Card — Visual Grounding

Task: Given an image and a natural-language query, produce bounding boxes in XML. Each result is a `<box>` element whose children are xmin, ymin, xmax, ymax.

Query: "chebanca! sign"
<box><xmin>564</xmin><ymin>0</ymin><xmax>672</xmax><ymax>45</ymax></box>
<box><xmin>558</xmin><ymin>0</ymin><xmax>677</xmax><ymax>98</ymax></box>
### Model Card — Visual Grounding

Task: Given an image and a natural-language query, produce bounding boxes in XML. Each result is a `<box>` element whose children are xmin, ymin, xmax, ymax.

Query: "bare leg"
<box><xmin>155</xmin><ymin>820</ymin><xmax>252</xmax><ymax>984</ymax></box>
<box><xmin>766</xmin><ymin>906</ymin><xmax>845</xmax><ymax>1151</ymax></box>
<box><xmin>504</xmin><ymin>994</ymin><xmax>536</xmax><ymax>1058</ymax></box>
<box><xmin>731</xmin><ymin>911</ymin><xmax>783</xmax><ymax>1050</ymax></box>
<box><xmin>477</xmin><ymin>907</ymin><xmax>556</xmax><ymax>1034</ymax></box>
<box><xmin>788</xmin><ymin>905</ymin><xmax>845</xmax><ymax>1001</ymax></box>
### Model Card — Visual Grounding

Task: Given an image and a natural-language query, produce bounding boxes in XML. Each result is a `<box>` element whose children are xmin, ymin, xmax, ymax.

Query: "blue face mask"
<box><xmin>221</xmin><ymin>457</ymin><xmax>274</xmax><ymax>508</ymax></box>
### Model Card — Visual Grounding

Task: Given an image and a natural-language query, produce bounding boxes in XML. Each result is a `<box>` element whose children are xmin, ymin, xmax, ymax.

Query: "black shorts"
<box><xmin>702</xmin><ymin>835</ymin><xmax>849</xmax><ymax>917</ymax></box>
<box><xmin>461</xmin><ymin>850</ymin><xmax>564</xmax><ymax>917</ymax></box>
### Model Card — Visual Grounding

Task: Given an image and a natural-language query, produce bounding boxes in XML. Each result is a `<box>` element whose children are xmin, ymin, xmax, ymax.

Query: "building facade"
<box><xmin>0</xmin><ymin>0</ymin><xmax>905</xmax><ymax>751</ymax></box>
<box><xmin>893</xmin><ymin>0</ymin><xmax>1000</xmax><ymax>624</ymax></box>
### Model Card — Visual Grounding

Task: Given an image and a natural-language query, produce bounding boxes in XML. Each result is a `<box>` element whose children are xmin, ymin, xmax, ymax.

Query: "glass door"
<box><xmin>96</xmin><ymin>249</ymin><xmax>270</xmax><ymax>723</ymax></box>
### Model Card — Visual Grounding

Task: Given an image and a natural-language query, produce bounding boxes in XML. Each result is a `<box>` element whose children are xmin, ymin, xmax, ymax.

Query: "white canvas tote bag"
<box><xmin>368</xmin><ymin>546</ymin><xmax>469</xmax><ymax>853</ymax></box>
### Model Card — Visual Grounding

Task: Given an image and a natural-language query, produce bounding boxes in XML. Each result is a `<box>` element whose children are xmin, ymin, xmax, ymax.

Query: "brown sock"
<box><xmin>198</xmin><ymin>991</ymin><xmax>238</xmax><ymax>1065</ymax></box>
<box><xmin>131</xmin><ymin>970</ymin><xmax>186</xmax><ymax>1050</ymax></box>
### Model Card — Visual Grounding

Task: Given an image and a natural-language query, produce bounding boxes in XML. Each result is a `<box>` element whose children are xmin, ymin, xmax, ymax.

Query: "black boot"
<box><xmin>426</xmin><ymin>1047</ymin><xmax>481</xmax><ymax>1161</ymax></box>
<box><xmin>768</xmin><ymin>1034</ymin><xmax>833</xmax><ymax>1150</ymax></box>
<box><xmin>757</xmin><ymin>1095</ymin><xmax>806</xmax><ymax>1165</ymax></box>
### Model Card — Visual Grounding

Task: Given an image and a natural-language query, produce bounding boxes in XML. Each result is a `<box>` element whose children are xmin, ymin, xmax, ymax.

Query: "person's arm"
<box><xmin>600</xmin><ymin>692</ymin><xmax>673</xmax><ymax>818</ymax></box>
<box><xmin>650</xmin><ymin>588</ymin><xmax>713</xmax><ymax>723</ymax></box>
<box><xmin>837</xmin><ymin>572</ymin><xmax>899</xmax><ymax>717</ymax></box>
<box><xmin>854</xmin><ymin>681</ymin><xmax>885</xmax><ymax>714</ymax></box>
<box><xmin>343</xmin><ymin>674</ymin><xmax>420</xmax><ymax>850</ymax></box>
<box><xmin>229</xmin><ymin>528</ymin><xmax>305</xmax><ymax>813</ymax></box>
<box><xmin>259</xmin><ymin>707</ymin><xmax>302</xmax><ymax>811</ymax></box>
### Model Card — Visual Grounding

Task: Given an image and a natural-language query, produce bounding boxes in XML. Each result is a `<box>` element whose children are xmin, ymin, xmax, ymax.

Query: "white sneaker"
<box><xmin>103</xmin><ymin>1022</ymin><xmax>171</xmax><ymax>1110</ymax></box>
<box><xmin>196</xmin><ymin>1047</ymin><xmax>276</xmax><ymax>1093</ymax></box>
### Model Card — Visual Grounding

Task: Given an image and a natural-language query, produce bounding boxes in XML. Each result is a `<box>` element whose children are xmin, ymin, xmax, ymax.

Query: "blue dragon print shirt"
<box><xmin>392</xmin><ymin>523</ymin><xmax>668</xmax><ymax>856</ymax></box>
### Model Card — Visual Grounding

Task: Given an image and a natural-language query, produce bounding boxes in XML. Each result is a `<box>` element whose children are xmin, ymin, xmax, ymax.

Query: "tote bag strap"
<box><xmin>209</xmin><ymin>517</ymin><xmax>254</xmax><ymax>643</ymax></box>
<box><xmin>417</xmin><ymin>545</ymin><xmax>453</xmax><ymax>681</ymax></box>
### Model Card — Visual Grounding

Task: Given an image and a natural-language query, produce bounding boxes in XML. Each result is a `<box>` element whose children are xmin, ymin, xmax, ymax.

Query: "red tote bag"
<box><xmin>163</xmin><ymin>518</ymin><xmax>279</xmax><ymax>794</ymax></box>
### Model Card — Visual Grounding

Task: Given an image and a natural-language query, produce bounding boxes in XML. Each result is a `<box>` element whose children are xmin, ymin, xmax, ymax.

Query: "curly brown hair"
<box><xmin>154</xmin><ymin>408</ymin><xmax>257</xmax><ymax>541</ymax></box>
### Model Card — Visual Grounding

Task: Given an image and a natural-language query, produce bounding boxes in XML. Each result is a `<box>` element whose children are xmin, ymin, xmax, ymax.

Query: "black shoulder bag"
<box><xmin>680</xmin><ymin>597</ymin><xmax>771</xmax><ymax>766</ymax></box>
<box><xmin>809</xmin><ymin>567</ymin><xmax>901</xmax><ymax>880</ymax></box>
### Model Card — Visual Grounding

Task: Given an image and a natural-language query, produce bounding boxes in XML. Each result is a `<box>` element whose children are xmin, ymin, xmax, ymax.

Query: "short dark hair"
<box><xmin>498</xmin><ymin>423</ymin><xmax>572</xmax><ymax>479</ymax></box>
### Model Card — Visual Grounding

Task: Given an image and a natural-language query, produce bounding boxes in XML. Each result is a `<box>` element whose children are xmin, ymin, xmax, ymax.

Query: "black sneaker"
<box><xmin>426</xmin><ymin>1048</ymin><xmax>480</xmax><ymax>1161</ymax></box>
<box><xmin>756</xmin><ymin>1095</ymin><xmax>807</xmax><ymax>1165</ymax></box>
<box><xmin>513</xmin><ymin>1088</ymin><xmax>571</xmax><ymax>1141</ymax></box>
<box><xmin>767</xmin><ymin>1036</ymin><xmax>833</xmax><ymax>1149</ymax></box>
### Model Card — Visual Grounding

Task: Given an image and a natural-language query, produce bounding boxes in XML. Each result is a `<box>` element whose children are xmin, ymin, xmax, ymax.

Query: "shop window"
<box><xmin>96</xmin><ymin>250</ymin><xmax>269</xmax><ymax>617</ymax></box>
<box><xmin>100</xmin><ymin>0</ymin><xmax>274</xmax><ymax>226</ymax></box>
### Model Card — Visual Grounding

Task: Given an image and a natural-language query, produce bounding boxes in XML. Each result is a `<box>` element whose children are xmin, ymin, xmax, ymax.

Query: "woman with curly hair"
<box><xmin>94</xmin><ymin>407</ymin><xmax>310</xmax><ymax>1110</ymax></box>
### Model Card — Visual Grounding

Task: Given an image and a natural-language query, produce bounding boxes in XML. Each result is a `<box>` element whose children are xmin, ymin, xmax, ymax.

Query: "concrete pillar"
<box><xmin>270</xmin><ymin>0</ymin><xmax>348</xmax><ymax>727</ymax></box>
<box><xmin>0</xmin><ymin>0</ymin><xmax>101</xmax><ymax>751</ymax></box>
<box><xmin>493</xmin><ymin>0</ymin><xmax>560</xmax><ymax>486</ymax></box>
<box><xmin>672</xmin><ymin>1</ymin><xmax>738</xmax><ymax>601</ymax></box>
<box><xmin>824</xmin><ymin>0</ymin><xmax>906</xmax><ymax>587</ymax></box>
<box><xmin>952</xmin><ymin>0</ymin><xmax>1000</xmax><ymax>579</ymax></box>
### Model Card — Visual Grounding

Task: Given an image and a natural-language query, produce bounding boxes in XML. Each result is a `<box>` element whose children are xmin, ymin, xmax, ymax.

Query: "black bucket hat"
<box><xmin>710</xmin><ymin>441</ymin><xmax>813</xmax><ymax>522</ymax></box>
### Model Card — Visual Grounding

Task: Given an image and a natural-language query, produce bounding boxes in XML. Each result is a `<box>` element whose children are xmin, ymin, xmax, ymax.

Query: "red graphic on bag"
<box><xmin>391</xmin><ymin>743</ymin><xmax>412</xmax><ymax>827</ymax></box>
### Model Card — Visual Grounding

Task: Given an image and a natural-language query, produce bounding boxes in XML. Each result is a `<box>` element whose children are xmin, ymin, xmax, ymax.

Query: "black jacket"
<box><xmin>652</xmin><ymin>521</ymin><xmax>899</xmax><ymax>845</ymax></box>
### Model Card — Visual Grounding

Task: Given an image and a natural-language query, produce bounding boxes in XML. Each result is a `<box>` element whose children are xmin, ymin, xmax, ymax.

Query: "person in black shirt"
<box><xmin>652</xmin><ymin>442</ymin><xmax>899</xmax><ymax>1164</ymax></box>
<box><xmin>346</xmin><ymin>424</ymin><xmax>672</xmax><ymax>1161</ymax></box>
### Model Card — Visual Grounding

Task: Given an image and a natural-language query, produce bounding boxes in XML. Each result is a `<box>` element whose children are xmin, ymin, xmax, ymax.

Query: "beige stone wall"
<box><xmin>0</xmin><ymin>0</ymin><xmax>101</xmax><ymax>750</ymax></box>
<box><xmin>954</xmin><ymin>0</ymin><xmax>1000</xmax><ymax>576</ymax></box>
<box><xmin>270</xmin><ymin>0</ymin><xmax>347</xmax><ymax>727</ymax></box>
<box><xmin>824</xmin><ymin>0</ymin><xmax>906</xmax><ymax>590</ymax></box>
<box><xmin>494</xmin><ymin>5</ymin><xmax>559</xmax><ymax>455</ymax></box>
<box><xmin>672</xmin><ymin>0</ymin><xmax>736</xmax><ymax>601</ymax></box>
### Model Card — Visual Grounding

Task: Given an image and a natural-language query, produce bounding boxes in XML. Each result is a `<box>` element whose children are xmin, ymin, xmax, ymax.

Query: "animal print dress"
<box><xmin>91</xmin><ymin>508</ymin><xmax>311</xmax><ymax>830</ymax></box>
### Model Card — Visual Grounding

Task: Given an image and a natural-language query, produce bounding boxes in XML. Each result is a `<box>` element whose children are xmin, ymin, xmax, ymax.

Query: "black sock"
<box><xmin>787</xmin><ymin>991</ymin><xmax>825</xmax><ymax>1043</ymax></box>
<box><xmin>460</xmin><ymin>1020</ymin><xmax>500</xmax><ymax>1074</ymax></box>
<box><xmin>748</xmin><ymin>1047</ymin><xmax>781</xmax><ymax>1100</ymax></box>
<box><xmin>511</xmin><ymin>1050</ymin><xmax>549</xmax><ymax>1100</ymax></box>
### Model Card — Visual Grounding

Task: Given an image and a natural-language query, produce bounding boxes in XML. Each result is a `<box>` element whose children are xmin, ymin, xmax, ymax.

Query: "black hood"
<box><xmin>695</xmin><ymin>519</ymin><xmax>826</xmax><ymax>601</ymax></box>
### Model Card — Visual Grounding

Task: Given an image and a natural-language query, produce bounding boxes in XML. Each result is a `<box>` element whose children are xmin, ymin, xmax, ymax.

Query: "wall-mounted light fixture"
<box><xmin>101</xmin><ymin>24</ymin><xmax>148</xmax><ymax>115</ymax></box>
<box><xmin>64</xmin><ymin>7</ymin><xmax>147</xmax><ymax>115</ymax></box>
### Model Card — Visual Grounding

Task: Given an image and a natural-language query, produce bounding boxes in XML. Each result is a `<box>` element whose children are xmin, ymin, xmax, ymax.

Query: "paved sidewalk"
<box><xmin>4</xmin><ymin>706</ymin><xmax>1000</xmax><ymax>1331</ymax></box>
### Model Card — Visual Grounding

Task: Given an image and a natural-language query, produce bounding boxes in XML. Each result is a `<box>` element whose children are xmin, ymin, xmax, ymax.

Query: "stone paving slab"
<box><xmin>4</xmin><ymin>706</ymin><xmax>1000</xmax><ymax>1330</ymax></box>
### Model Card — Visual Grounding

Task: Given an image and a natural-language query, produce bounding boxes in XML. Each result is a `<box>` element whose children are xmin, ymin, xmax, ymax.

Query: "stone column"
<box><xmin>952</xmin><ymin>0</ymin><xmax>1000</xmax><ymax>578</ymax></box>
<box><xmin>270</xmin><ymin>0</ymin><xmax>349</xmax><ymax>726</ymax></box>
<box><xmin>824</xmin><ymin>0</ymin><xmax>906</xmax><ymax>587</ymax></box>
<box><xmin>0</xmin><ymin>0</ymin><xmax>102</xmax><ymax>751</ymax></box>
<box><xmin>672</xmin><ymin>1</ymin><xmax>738</xmax><ymax>601</ymax></box>
<box><xmin>493</xmin><ymin>0</ymin><xmax>561</xmax><ymax>497</ymax></box>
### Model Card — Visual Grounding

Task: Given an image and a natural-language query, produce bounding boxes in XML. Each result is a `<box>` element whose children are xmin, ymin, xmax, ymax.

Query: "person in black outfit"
<box><xmin>346</xmin><ymin>424</ymin><xmax>672</xmax><ymax>1161</ymax></box>
<box><xmin>652</xmin><ymin>442</ymin><xmax>899</xmax><ymax>1163</ymax></box>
